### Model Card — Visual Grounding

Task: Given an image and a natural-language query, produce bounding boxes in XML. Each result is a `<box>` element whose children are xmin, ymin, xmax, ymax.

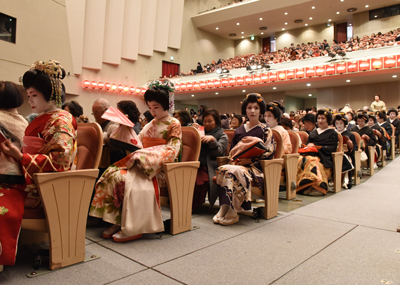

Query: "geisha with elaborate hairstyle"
<box><xmin>0</xmin><ymin>60</ymin><xmax>77</xmax><ymax>269</ymax></box>
<box><xmin>89</xmin><ymin>80</ymin><xmax>182</xmax><ymax>242</ymax></box>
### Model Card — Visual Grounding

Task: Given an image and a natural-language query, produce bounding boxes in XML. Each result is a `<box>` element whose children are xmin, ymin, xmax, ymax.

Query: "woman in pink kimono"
<box><xmin>89</xmin><ymin>81</ymin><xmax>182</xmax><ymax>242</ymax></box>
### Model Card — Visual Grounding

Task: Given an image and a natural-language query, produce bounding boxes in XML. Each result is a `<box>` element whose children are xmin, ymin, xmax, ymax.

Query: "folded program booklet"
<box><xmin>231</xmin><ymin>141</ymin><xmax>269</xmax><ymax>160</ymax></box>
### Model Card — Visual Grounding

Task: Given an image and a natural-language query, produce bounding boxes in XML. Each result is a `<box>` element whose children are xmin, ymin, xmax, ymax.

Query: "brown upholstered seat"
<box><xmin>224</xmin><ymin>129</ymin><xmax>235</xmax><ymax>156</ymax></box>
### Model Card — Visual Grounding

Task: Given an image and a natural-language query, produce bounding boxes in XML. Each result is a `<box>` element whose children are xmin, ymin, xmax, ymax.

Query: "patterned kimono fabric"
<box><xmin>0</xmin><ymin>109</ymin><xmax>76</xmax><ymax>266</ymax></box>
<box><xmin>216</xmin><ymin>124</ymin><xmax>275</xmax><ymax>212</ymax></box>
<box><xmin>89</xmin><ymin>117</ymin><xmax>181</xmax><ymax>236</ymax></box>
<box><xmin>296</xmin><ymin>128</ymin><xmax>338</xmax><ymax>195</ymax></box>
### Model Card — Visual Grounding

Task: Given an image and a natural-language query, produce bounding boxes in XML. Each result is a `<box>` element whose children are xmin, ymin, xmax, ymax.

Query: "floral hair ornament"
<box><xmin>30</xmin><ymin>60</ymin><xmax>64</xmax><ymax>107</ymax></box>
<box><xmin>147</xmin><ymin>79</ymin><xmax>175</xmax><ymax>114</ymax></box>
<box><xmin>246</xmin><ymin>93</ymin><xmax>263</xmax><ymax>102</ymax></box>
<box><xmin>269</xmin><ymin>107</ymin><xmax>274</xmax><ymax>110</ymax></box>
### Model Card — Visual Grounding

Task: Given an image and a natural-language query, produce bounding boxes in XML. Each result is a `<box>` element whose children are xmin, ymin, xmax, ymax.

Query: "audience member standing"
<box><xmin>370</xmin><ymin>94</ymin><xmax>386</xmax><ymax>112</ymax></box>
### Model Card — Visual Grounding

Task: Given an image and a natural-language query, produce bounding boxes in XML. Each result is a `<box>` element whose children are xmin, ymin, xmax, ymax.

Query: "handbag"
<box><xmin>229</xmin><ymin>136</ymin><xmax>268</xmax><ymax>161</ymax></box>
<box><xmin>298</xmin><ymin>144</ymin><xmax>321</xmax><ymax>155</ymax></box>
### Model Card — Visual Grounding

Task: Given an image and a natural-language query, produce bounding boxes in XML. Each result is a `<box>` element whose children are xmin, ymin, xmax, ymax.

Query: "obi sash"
<box><xmin>142</xmin><ymin>137</ymin><xmax>167</xmax><ymax>148</ymax></box>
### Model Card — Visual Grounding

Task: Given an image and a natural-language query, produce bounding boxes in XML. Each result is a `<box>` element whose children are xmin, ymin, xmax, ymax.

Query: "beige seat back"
<box><xmin>287</xmin><ymin>130</ymin><xmax>300</xmax><ymax>153</ymax></box>
<box><xmin>271</xmin><ymin>129</ymin><xmax>284</xmax><ymax>159</ymax></box>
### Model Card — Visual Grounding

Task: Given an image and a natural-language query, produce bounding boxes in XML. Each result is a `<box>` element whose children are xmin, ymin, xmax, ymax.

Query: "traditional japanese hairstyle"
<box><xmin>332</xmin><ymin>112</ymin><xmax>348</xmax><ymax>126</ymax></box>
<box><xmin>387</xmin><ymin>107</ymin><xmax>398</xmax><ymax>116</ymax></box>
<box><xmin>266</xmin><ymin>102</ymin><xmax>283</xmax><ymax>123</ymax></box>
<box><xmin>375</xmin><ymin>111</ymin><xmax>387</xmax><ymax>121</ymax></box>
<box><xmin>367</xmin><ymin>112</ymin><xmax>376</xmax><ymax>123</ymax></box>
<box><xmin>145</xmin><ymin>79</ymin><xmax>175</xmax><ymax>111</ymax></box>
<box><xmin>355</xmin><ymin>111</ymin><xmax>369</xmax><ymax>122</ymax></box>
<box><xmin>241</xmin><ymin>93</ymin><xmax>266</xmax><ymax>115</ymax></box>
<box><xmin>316</xmin><ymin>108</ymin><xmax>333</xmax><ymax>124</ymax></box>
<box><xmin>22</xmin><ymin>60</ymin><xmax>65</xmax><ymax>107</ymax></box>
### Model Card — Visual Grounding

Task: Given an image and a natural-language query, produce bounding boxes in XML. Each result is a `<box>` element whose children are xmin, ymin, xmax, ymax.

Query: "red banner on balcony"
<box><xmin>336</xmin><ymin>63</ymin><xmax>346</xmax><ymax>74</ymax></box>
<box><xmin>200</xmin><ymin>81</ymin><xmax>207</xmax><ymax>89</ymax></box>
<box><xmin>278</xmin><ymin>71</ymin><xmax>286</xmax><ymax>81</ymax></box>
<box><xmin>207</xmin><ymin>80</ymin><xmax>214</xmax><ymax>89</ymax></box>
<box><xmin>180</xmin><ymin>83</ymin><xmax>187</xmax><ymax>91</ymax></box>
<box><xmin>296</xmin><ymin>68</ymin><xmax>305</xmax><ymax>79</ymax></box>
<box><xmin>384</xmin><ymin>56</ymin><xmax>396</xmax><ymax>68</ymax></box>
<box><xmin>269</xmin><ymin>71</ymin><xmax>277</xmax><ymax>82</ymax></box>
<box><xmin>193</xmin><ymin>82</ymin><xmax>200</xmax><ymax>90</ymax></box>
<box><xmin>186</xmin><ymin>82</ymin><xmax>193</xmax><ymax>90</ymax></box>
<box><xmin>214</xmin><ymin>79</ymin><xmax>222</xmax><ymax>88</ymax></box>
<box><xmin>254</xmin><ymin>75</ymin><xmax>261</xmax><ymax>84</ymax></box>
<box><xmin>286</xmin><ymin>69</ymin><xmax>295</xmax><ymax>80</ymax></box>
<box><xmin>306</xmin><ymin>67</ymin><xmax>316</xmax><ymax>78</ymax></box>
<box><xmin>222</xmin><ymin>78</ymin><xmax>229</xmax><ymax>87</ymax></box>
<box><xmin>372</xmin><ymin>58</ymin><xmax>383</xmax><ymax>70</ymax></box>
<box><xmin>316</xmin><ymin>66</ymin><xmax>325</xmax><ymax>76</ymax></box>
<box><xmin>397</xmin><ymin>55</ymin><xmax>400</xmax><ymax>67</ymax></box>
<box><xmin>236</xmin><ymin>76</ymin><xmax>244</xmax><ymax>85</ymax></box>
<box><xmin>359</xmin><ymin>59</ymin><xmax>370</xmax><ymax>71</ymax></box>
<box><xmin>326</xmin><ymin>64</ymin><xmax>336</xmax><ymax>75</ymax></box>
<box><xmin>229</xmin><ymin>77</ymin><xmax>236</xmax><ymax>86</ymax></box>
<box><xmin>347</xmin><ymin>61</ymin><xmax>358</xmax><ymax>73</ymax></box>
<box><xmin>175</xmin><ymin>83</ymin><xmax>180</xmax><ymax>91</ymax></box>
<box><xmin>261</xmin><ymin>73</ymin><xmax>269</xmax><ymax>83</ymax></box>
<box><xmin>245</xmin><ymin>75</ymin><xmax>253</xmax><ymax>85</ymax></box>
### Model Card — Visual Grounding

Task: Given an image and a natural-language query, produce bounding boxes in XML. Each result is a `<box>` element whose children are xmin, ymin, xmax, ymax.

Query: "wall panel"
<box><xmin>121</xmin><ymin>0</ymin><xmax>141</xmax><ymax>61</ymax></box>
<box><xmin>168</xmin><ymin>0</ymin><xmax>184</xmax><ymax>49</ymax></box>
<box><xmin>138</xmin><ymin>0</ymin><xmax>157</xmax><ymax>56</ymax></box>
<box><xmin>153</xmin><ymin>0</ymin><xmax>171</xmax><ymax>53</ymax></box>
<box><xmin>103</xmin><ymin>0</ymin><xmax>125</xmax><ymax>65</ymax></box>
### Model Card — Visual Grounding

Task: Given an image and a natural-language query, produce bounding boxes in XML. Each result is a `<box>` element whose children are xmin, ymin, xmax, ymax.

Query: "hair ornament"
<box><xmin>257</xmin><ymin>97</ymin><xmax>263</xmax><ymax>102</ymax></box>
<box><xmin>324</xmin><ymin>111</ymin><xmax>328</xmax><ymax>115</ymax></box>
<box><xmin>147</xmin><ymin>79</ymin><xmax>175</xmax><ymax>93</ymax></box>
<box><xmin>272</xmin><ymin>102</ymin><xmax>279</xmax><ymax>106</ymax></box>
<box><xmin>269</xmin><ymin>106</ymin><xmax>273</xmax><ymax>110</ymax></box>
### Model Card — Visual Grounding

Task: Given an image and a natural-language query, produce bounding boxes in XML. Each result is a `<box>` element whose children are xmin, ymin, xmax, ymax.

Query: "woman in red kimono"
<box><xmin>0</xmin><ymin>60</ymin><xmax>77</xmax><ymax>270</ymax></box>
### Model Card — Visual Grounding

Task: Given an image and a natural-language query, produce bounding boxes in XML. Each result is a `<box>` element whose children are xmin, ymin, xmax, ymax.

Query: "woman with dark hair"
<box><xmin>0</xmin><ymin>81</ymin><xmax>28</xmax><ymax>269</ymax></box>
<box><xmin>193</xmin><ymin>109</ymin><xmax>228</xmax><ymax>209</ymax></box>
<box><xmin>264</xmin><ymin>102</ymin><xmax>292</xmax><ymax>154</ymax></box>
<box><xmin>141</xmin><ymin>110</ymin><xmax>154</xmax><ymax>128</ymax></box>
<box><xmin>214</xmin><ymin>93</ymin><xmax>275</xmax><ymax>225</ymax></box>
<box><xmin>89</xmin><ymin>80</ymin><xmax>181</xmax><ymax>242</ymax></box>
<box><xmin>387</xmin><ymin>108</ymin><xmax>400</xmax><ymax>143</ymax></box>
<box><xmin>296</xmin><ymin>109</ymin><xmax>339</xmax><ymax>196</ymax></box>
<box><xmin>62</xmin><ymin>100</ymin><xmax>89</xmax><ymax>123</ymax></box>
<box><xmin>117</xmin><ymin>100</ymin><xmax>141</xmax><ymax>134</ymax></box>
<box><xmin>230</xmin><ymin>114</ymin><xmax>242</xmax><ymax>129</ymax></box>
<box><xmin>174</xmin><ymin>109</ymin><xmax>192</xmax><ymax>126</ymax></box>
<box><xmin>0</xmin><ymin>61</ymin><xmax>77</xmax><ymax>267</ymax></box>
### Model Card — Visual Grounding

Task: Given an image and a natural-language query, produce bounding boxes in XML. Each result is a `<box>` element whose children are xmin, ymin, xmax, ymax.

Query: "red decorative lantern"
<box><xmin>269</xmin><ymin>71</ymin><xmax>277</xmax><ymax>82</ymax></box>
<box><xmin>306</xmin><ymin>67</ymin><xmax>315</xmax><ymax>78</ymax></box>
<box><xmin>316</xmin><ymin>66</ymin><xmax>325</xmax><ymax>76</ymax></box>
<box><xmin>200</xmin><ymin>81</ymin><xmax>207</xmax><ymax>89</ymax></box>
<box><xmin>91</xmin><ymin>81</ymin><xmax>98</xmax><ymax>89</ymax></box>
<box><xmin>105</xmin><ymin>83</ymin><xmax>111</xmax><ymax>90</ymax></box>
<box><xmin>180</xmin><ymin>83</ymin><xmax>187</xmax><ymax>91</ymax></box>
<box><xmin>214</xmin><ymin>79</ymin><xmax>222</xmax><ymax>88</ymax></box>
<box><xmin>397</xmin><ymin>55</ymin><xmax>400</xmax><ymax>67</ymax></box>
<box><xmin>245</xmin><ymin>75</ymin><xmax>253</xmax><ymax>85</ymax></box>
<box><xmin>193</xmin><ymin>82</ymin><xmax>200</xmax><ymax>90</ymax></box>
<box><xmin>254</xmin><ymin>75</ymin><xmax>261</xmax><ymax>84</ymax></box>
<box><xmin>384</xmin><ymin>56</ymin><xmax>396</xmax><ymax>68</ymax></box>
<box><xmin>372</xmin><ymin>58</ymin><xmax>382</xmax><ymax>69</ymax></box>
<box><xmin>83</xmin><ymin>80</ymin><xmax>91</xmax><ymax>88</ymax></box>
<box><xmin>135</xmin><ymin>87</ymin><xmax>142</xmax><ymax>94</ymax></box>
<box><xmin>175</xmin><ymin>83</ymin><xmax>180</xmax><ymax>91</ymax></box>
<box><xmin>236</xmin><ymin>77</ymin><xmax>244</xmax><ymax>85</ymax></box>
<box><xmin>111</xmin><ymin>84</ymin><xmax>117</xmax><ymax>91</ymax></box>
<box><xmin>296</xmin><ymin>68</ymin><xmax>305</xmax><ymax>79</ymax></box>
<box><xmin>261</xmin><ymin>73</ymin><xmax>269</xmax><ymax>83</ymax></box>
<box><xmin>186</xmin><ymin>82</ymin><xmax>193</xmax><ymax>90</ymax></box>
<box><xmin>207</xmin><ymin>80</ymin><xmax>214</xmax><ymax>89</ymax></box>
<box><xmin>359</xmin><ymin>59</ymin><xmax>370</xmax><ymax>71</ymax></box>
<box><xmin>98</xmin><ymin>82</ymin><xmax>105</xmax><ymax>89</ymax></box>
<box><xmin>286</xmin><ymin>70</ymin><xmax>295</xmax><ymax>80</ymax></box>
<box><xmin>347</xmin><ymin>61</ymin><xmax>358</xmax><ymax>72</ymax></box>
<box><xmin>278</xmin><ymin>71</ymin><xmax>286</xmax><ymax>80</ymax></box>
<box><xmin>123</xmin><ymin>86</ymin><xmax>129</xmax><ymax>92</ymax></box>
<box><xmin>118</xmin><ymin>84</ymin><xmax>124</xmax><ymax>92</ymax></box>
<box><xmin>229</xmin><ymin>77</ymin><xmax>236</xmax><ymax>86</ymax></box>
<box><xmin>336</xmin><ymin>63</ymin><xmax>346</xmax><ymax>74</ymax></box>
<box><xmin>141</xmin><ymin>88</ymin><xmax>147</xmax><ymax>95</ymax></box>
<box><xmin>129</xmin><ymin>86</ymin><xmax>135</xmax><ymax>93</ymax></box>
<box><xmin>222</xmin><ymin>78</ymin><xmax>229</xmax><ymax>87</ymax></box>
<box><xmin>326</xmin><ymin>64</ymin><xmax>336</xmax><ymax>75</ymax></box>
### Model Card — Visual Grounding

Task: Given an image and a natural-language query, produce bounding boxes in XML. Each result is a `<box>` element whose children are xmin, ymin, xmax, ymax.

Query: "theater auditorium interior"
<box><xmin>1</xmin><ymin>0</ymin><xmax>400</xmax><ymax>284</ymax></box>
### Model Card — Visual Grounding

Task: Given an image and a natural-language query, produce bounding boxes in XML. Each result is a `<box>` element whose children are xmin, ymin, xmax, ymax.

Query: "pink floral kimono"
<box><xmin>89</xmin><ymin>117</ymin><xmax>181</xmax><ymax>236</ymax></box>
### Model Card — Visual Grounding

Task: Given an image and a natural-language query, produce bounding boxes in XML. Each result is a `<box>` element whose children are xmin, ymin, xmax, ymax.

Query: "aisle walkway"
<box><xmin>2</xmin><ymin>157</ymin><xmax>400</xmax><ymax>284</ymax></box>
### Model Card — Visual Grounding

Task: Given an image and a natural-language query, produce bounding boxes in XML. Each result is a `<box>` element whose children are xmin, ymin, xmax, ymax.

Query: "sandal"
<box><xmin>112</xmin><ymin>231</ymin><xmax>143</xmax><ymax>243</ymax></box>
<box><xmin>213</xmin><ymin>214</ymin><xmax>224</xmax><ymax>224</ymax></box>
<box><xmin>219</xmin><ymin>214</ymin><xmax>239</xmax><ymax>226</ymax></box>
<box><xmin>102</xmin><ymin>225</ymin><xmax>121</xmax><ymax>239</ymax></box>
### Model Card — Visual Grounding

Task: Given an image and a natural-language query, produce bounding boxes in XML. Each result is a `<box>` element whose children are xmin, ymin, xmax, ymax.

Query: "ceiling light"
<box><xmin>261</xmin><ymin>32</ymin><xmax>264</xmax><ymax>34</ymax></box>
<box><xmin>312</xmin><ymin>6</ymin><xmax>315</xmax><ymax>9</ymax></box>
<box><xmin>191</xmin><ymin>94</ymin><xmax>194</xmax><ymax>97</ymax></box>
<box><xmin>341</xmin><ymin>0</ymin><xmax>344</xmax><ymax>2</ymax></box>
<box><xmin>242</xmin><ymin>90</ymin><xmax>246</xmax><ymax>92</ymax></box>
<box><xmin>393</xmin><ymin>75</ymin><xmax>397</xmax><ymax>78</ymax></box>
<box><xmin>241</xmin><ymin>31</ymin><xmax>244</xmax><ymax>34</ymax></box>
<box><xmin>216</xmin><ymin>27</ymin><xmax>219</xmax><ymax>30</ymax></box>
<box><xmin>215</xmin><ymin>92</ymin><xmax>219</xmax><ymax>94</ymax></box>
<box><xmin>365</xmin><ymin>5</ymin><xmax>369</xmax><ymax>8</ymax></box>
<box><xmin>307</xmin><ymin>83</ymin><xmax>311</xmax><ymax>86</ymax></box>
<box><xmin>260</xmin><ymin>18</ymin><xmax>263</xmax><ymax>20</ymax></box>
<box><xmin>309</xmin><ymin>17</ymin><xmax>313</xmax><ymax>20</ymax></box>
<box><xmin>374</xmin><ymin>15</ymin><xmax>377</xmax><ymax>17</ymax></box>
<box><xmin>273</xmin><ymin>87</ymin><xmax>277</xmax><ymax>89</ymax></box>
<box><xmin>285</xmin><ymin>22</ymin><xmax>288</xmax><ymax>25</ymax></box>
<box><xmin>282</xmin><ymin>28</ymin><xmax>285</xmax><ymax>30</ymax></box>
<box><xmin>241</xmin><ymin>36</ymin><xmax>244</xmax><ymax>38</ymax></box>
<box><xmin>346</xmin><ymin>80</ymin><xmax>351</xmax><ymax>82</ymax></box>
<box><xmin>237</xmin><ymin>23</ymin><xmax>240</xmax><ymax>25</ymax></box>
<box><xmin>336</xmin><ymin>12</ymin><xmax>340</xmax><ymax>14</ymax></box>
<box><xmin>285</xmin><ymin>12</ymin><xmax>288</xmax><ymax>15</ymax></box>
<box><xmin>349</xmin><ymin>23</ymin><xmax>352</xmax><ymax>26</ymax></box>
<box><xmin>328</xmin><ymin>19</ymin><xmax>332</xmax><ymax>21</ymax></box>
<box><xmin>305</xmin><ymin>24</ymin><xmax>308</xmax><ymax>26</ymax></box>
<box><xmin>308</xmin><ymin>94</ymin><xmax>312</xmax><ymax>97</ymax></box>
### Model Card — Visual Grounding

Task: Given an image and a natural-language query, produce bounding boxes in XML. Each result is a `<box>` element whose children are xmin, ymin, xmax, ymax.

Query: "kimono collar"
<box><xmin>316</xmin><ymin>127</ymin><xmax>329</xmax><ymax>135</ymax></box>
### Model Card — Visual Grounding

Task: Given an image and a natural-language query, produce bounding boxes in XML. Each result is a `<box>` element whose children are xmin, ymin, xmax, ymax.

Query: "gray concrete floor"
<box><xmin>2</xmin><ymin>156</ymin><xmax>400</xmax><ymax>284</ymax></box>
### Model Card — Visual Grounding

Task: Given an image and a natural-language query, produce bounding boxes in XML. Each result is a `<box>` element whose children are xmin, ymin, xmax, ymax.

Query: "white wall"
<box><xmin>353</xmin><ymin>11</ymin><xmax>400</xmax><ymax>37</ymax></box>
<box><xmin>234</xmin><ymin>37</ymin><xmax>262</xmax><ymax>57</ymax></box>
<box><xmin>275</xmin><ymin>24</ymin><xmax>334</xmax><ymax>50</ymax></box>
